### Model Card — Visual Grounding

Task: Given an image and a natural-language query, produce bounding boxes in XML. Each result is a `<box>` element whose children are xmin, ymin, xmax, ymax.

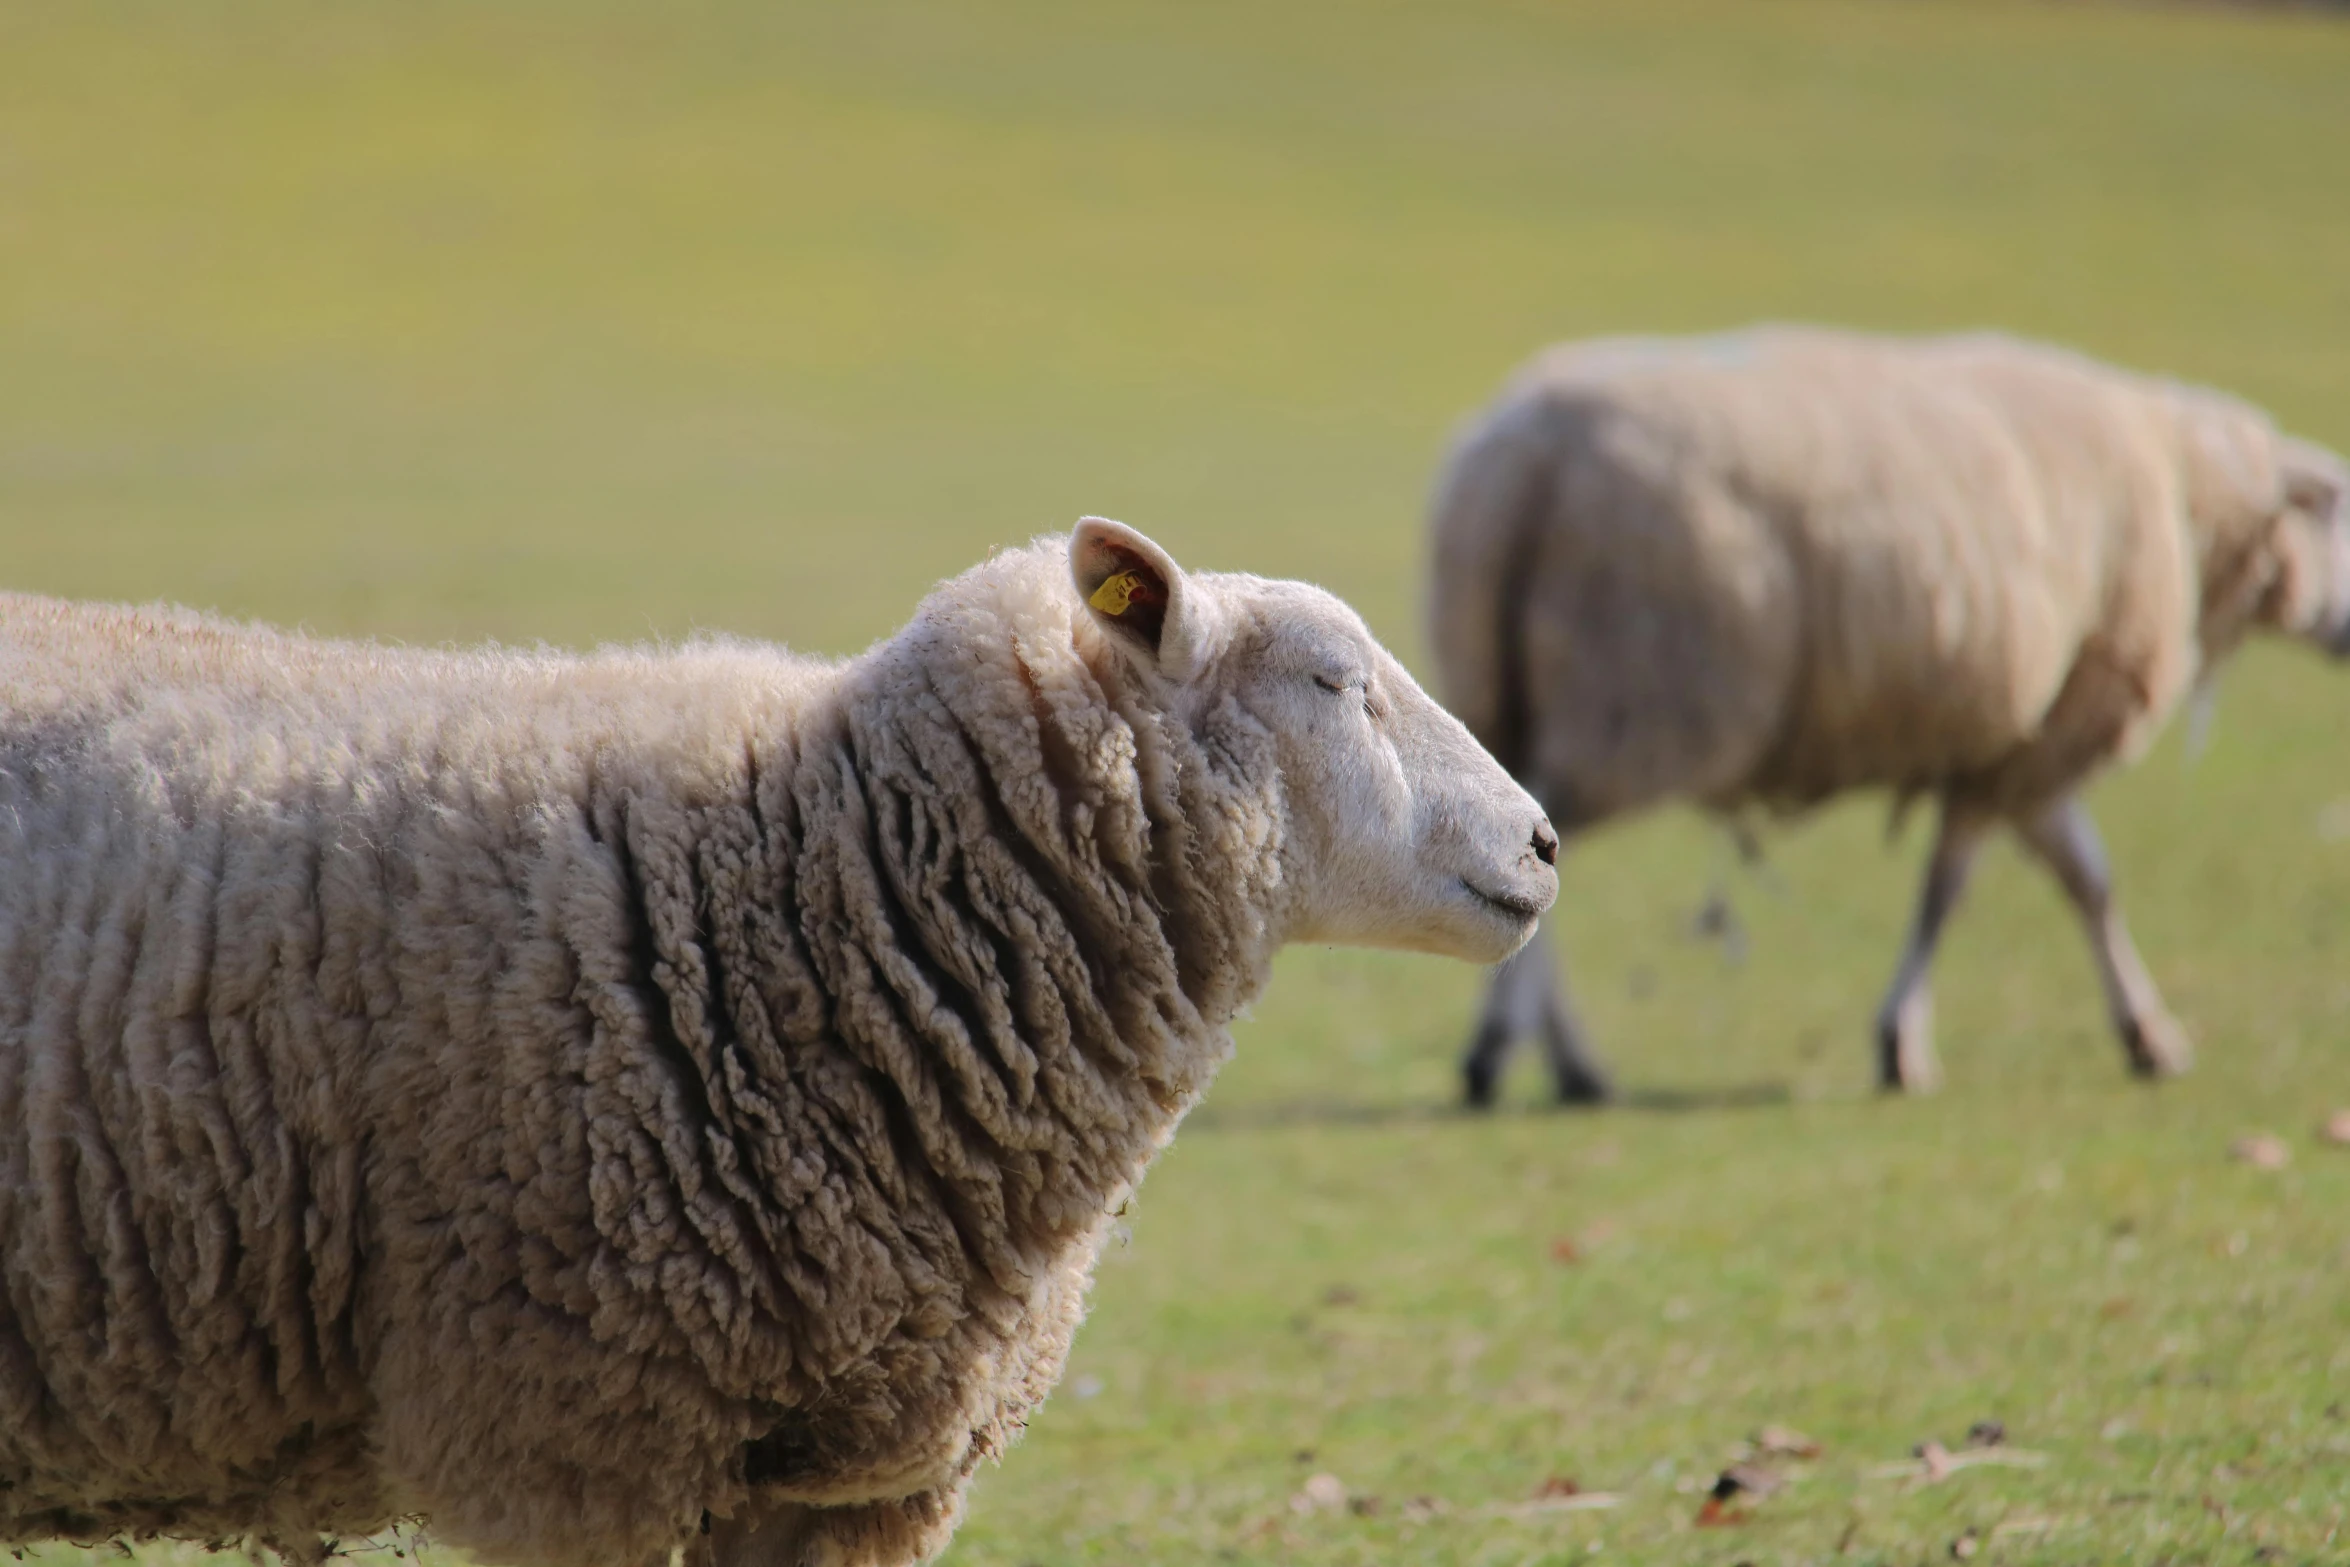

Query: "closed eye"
<box><xmin>1314</xmin><ymin>672</ymin><xmax>1382</xmax><ymax>722</ymax></box>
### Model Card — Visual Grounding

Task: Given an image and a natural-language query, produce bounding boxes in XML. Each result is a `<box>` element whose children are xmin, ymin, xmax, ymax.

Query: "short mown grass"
<box><xmin>6</xmin><ymin>2</ymin><xmax>2350</xmax><ymax>1561</ymax></box>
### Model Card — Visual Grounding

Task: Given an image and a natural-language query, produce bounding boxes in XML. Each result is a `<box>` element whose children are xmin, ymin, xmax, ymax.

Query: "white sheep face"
<box><xmin>2274</xmin><ymin>441</ymin><xmax>2350</xmax><ymax>656</ymax></box>
<box><xmin>1070</xmin><ymin>517</ymin><xmax>1558</xmax><ymax>964</ymax></box>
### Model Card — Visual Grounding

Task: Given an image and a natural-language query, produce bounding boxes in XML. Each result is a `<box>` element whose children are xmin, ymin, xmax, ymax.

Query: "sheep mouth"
<box><xmin>1463</xmin><ymin>879</ymin><xmax>1550</xmax><ymax>924</ymax></box>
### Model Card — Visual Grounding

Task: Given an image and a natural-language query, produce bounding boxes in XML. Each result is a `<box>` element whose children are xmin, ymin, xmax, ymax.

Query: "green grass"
<box><xmin>7</xmin><ymin>2</ymin><xmax>2350</xmax><ymax>1562</ymax></box>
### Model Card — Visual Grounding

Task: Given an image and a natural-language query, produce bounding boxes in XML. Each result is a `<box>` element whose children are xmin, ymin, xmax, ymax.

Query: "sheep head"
<box><xmin>2265</xmin><ymin>439</ymin><xmax>2350</xmax><ymax>657</ymax></box>
<box><xmin>1070</xmin><ymin>517</ymin><xmax>1557</xmax><ymax>965</ymax></box>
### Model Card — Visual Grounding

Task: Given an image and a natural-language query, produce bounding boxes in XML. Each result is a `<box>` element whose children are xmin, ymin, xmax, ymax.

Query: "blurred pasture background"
<box><xmin>6</xmin><ymin>2</ymin><xmax>2350</xmax><ymax>1561</ymax></box>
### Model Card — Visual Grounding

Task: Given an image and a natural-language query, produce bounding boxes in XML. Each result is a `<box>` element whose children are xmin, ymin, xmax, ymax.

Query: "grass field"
<box><xmin>7</xmin><ymin>2</ymin><xmax>2350</xmax><ymax>1562</ymax></box>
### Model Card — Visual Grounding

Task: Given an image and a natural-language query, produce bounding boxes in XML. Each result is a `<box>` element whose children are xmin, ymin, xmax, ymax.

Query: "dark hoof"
<box><xmin>2120</xmin><ymin>1014</ymin><xmax>2193</xmax><ymax>1080</ymax></box>
<box><xmin>1554</xmin><ymin>1073</ymin><xmax>1614</xmax><ymax>1107</ymax></box>
<box><xmin>1875</xmin><ymin>1015</ymin><xmax>1941</xmax><ymax>1095</ymax></box>
<box><xmin>1463</xmin><ymin>1062</ymin><xmax>1500</xmax><ymax>1109</ymax></box>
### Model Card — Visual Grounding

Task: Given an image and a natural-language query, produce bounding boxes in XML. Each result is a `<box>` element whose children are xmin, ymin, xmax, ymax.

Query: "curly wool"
<box><xmin>0</xmin><ymin>541</ymin><xmax>1287</xmax><ymax>1566</ymax></box>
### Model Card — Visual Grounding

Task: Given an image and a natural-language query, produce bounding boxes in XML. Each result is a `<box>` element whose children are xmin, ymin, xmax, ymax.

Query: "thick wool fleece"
<box><xmin>1429</xmin><ymin>327</ymin><xmax>2310</xmax><ymax>824</ymax></box>
<box><xmin>0</xmin><ymin>542</ymin><xmax>1286</xmax><ymax>1566</ymax></box>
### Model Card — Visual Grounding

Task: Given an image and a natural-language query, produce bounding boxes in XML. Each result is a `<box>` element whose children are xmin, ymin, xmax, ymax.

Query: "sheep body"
<box><xmin>1433</xmin><ymin>328</ymin><xmax>2302</xmax><ymax>821</ymax></box>
<box><xmin>1</xmin><ymin>524</ymin><xmax>1557</xmax><ymax>1567</ymax></box>
<box><xmin>1431</xmin><ymin>327</ymin><xmax>2349</xmax><ymax>1096</ymax></box>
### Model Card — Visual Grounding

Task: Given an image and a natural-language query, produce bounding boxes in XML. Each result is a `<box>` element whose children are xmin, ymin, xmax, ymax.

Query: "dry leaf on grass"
<box><xmin>2320</xmin><ymin>1109</ymin><xmax>2350</xmax><ymax>1147</ymax></box>
<box><xmin>1693</xmin><ymin>1497</ymin><xmax>1750</xmax><ymax>1528</ymax></box>
<box><xmin>1755</xmin><ymin>1424</ymin><xmax>1823</xmax><ymax>1460</ymax></box>
<box><xmin>1713</xmin><ymin>1463</ymin><xmax>1786</xmax><ymax>1501</ymax></box>
<box><xmin>1533</xmin><ymin>1475</ymin><xmax>1582</xmax><ymax>1499</ymax></box>
<box><xmin>2231</xmin><ymin>1134</ymin><xmax>2290</xmax><ymax>1170</ymax></box>
<box><xmin>1695</xmin><ymin>1460</ymin><xmax>1787</xmax><ymax>1522</ymax></box>
<box><xmin>1964</xmin><ymin>1419</ymin><xmax>2006</xmax><ymax>1449</ymax></box>
<box><xmin>1290</xmin><ymin>1473</ymin><xmax>1348</xmax><ymax>1515</ymax></box>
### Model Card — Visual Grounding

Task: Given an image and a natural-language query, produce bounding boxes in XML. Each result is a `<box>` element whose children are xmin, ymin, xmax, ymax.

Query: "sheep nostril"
<box><xmin>1530</xmin><ymin>819</ymin><xmax>1559</xmax><ymax>867</ymax></box>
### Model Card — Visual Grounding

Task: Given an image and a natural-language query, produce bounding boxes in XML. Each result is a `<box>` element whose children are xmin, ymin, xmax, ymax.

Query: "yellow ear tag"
<box><xmin>1089</xmin><ymin>569</ymin><xmax>1144</xmax><ymax>616</ymax></box>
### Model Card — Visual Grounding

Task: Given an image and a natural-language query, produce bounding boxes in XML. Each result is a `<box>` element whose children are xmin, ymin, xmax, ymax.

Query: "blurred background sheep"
<box><xmin>1429</xmin><ymin>327</ymin><xmax>2350</xmax><ymax>1104</ymax></box>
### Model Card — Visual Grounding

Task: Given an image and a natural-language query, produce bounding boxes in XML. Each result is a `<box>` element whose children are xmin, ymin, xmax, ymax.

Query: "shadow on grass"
<box><xmin>1186</xmin><ymin>1080</ymin><xmax>1792</xmax><ymax>1132</ymax></box>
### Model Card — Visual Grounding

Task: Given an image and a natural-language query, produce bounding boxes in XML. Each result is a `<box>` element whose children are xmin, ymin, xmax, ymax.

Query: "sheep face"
<box><xmin>1071</xmin><ymin>518</ymin><xmax>1557</xmax><ymax>964</ymax></box>
<box><xmin>2269</xmin><ymin>441</ymin><xmax>2350</xmax><ymax>656</ymax></box>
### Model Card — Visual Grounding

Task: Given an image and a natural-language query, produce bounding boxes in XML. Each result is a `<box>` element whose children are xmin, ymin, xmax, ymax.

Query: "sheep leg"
<box><xmin>1519</xmin><ymin>925</ymin><xmax>1612</xmax><ymax>1103</ymax></box>
<box><xmin>2013</xmin><ymin>797</ymin><xmax>2193</xmax><ymax>1079</ymax></box>
<box><xmin>1463</xmin><ymin>921</ymin><xmax>1610</xmax><ymax>1106</ymax></box>
<box><xmin>1462</xmin><ymin>942</ymin><xmax>1530</xmax><ymax>1107</ymax></box>
<box><xmin>1874</xmin><ymin>804</ymin><xmax>1993</xmax><ymax>1093</ymax></box>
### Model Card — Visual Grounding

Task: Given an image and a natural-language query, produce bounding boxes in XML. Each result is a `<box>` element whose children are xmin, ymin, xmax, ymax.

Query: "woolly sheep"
<box><xmin>0</xmin><ymin>519</ymin><xmax>1559</xmax><ymax>1567</ymax></box>
<box><xmin>1428</xmin><ymin>326</ymin><xmax>2350</xmax><ymax>1101</ymax></box>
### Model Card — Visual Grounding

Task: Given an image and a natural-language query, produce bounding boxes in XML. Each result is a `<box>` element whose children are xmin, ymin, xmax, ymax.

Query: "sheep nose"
<box><xmin>1530</xmin><ymin>819</ymin><xmax>1559</xmax><ymax>867</ymax></box>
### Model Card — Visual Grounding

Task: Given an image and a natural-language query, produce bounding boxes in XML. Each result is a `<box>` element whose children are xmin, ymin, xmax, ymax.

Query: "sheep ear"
<box><xmin>1070</xmin><ymin>518</ymin><xmax>1207</xmax><ymax>680</ymax></box>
